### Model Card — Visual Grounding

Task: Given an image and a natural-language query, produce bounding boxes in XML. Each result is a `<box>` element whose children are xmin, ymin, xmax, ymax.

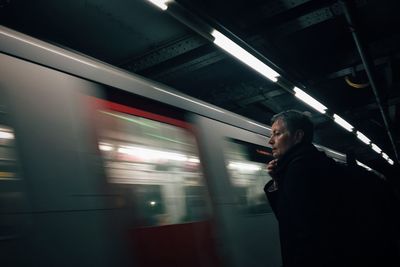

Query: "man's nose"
<box><xmin>268</xmin><ymin>138</ymin><xmax>273</xmax><ymax>144</ymax></box>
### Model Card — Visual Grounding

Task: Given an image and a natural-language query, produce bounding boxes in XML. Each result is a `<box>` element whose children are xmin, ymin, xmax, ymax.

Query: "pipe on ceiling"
<box><xmin>340</xmin><ymin>0</ymin><xmax>399</xmax><ymax>164</ymax></box>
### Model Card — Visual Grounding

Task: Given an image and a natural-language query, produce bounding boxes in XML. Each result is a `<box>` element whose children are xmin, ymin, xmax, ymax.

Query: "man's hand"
<box><xmin>264</xmin><ymin>158</ymin><xmax>278</xmax><ymax>192</ymax></box>
<box><xmin>266</xmin><ymin>159</ymin><xmax>279</xmax><ymax>192</ymax></box>
<box><xmin>267</xmin><ymin>159</ymin><xmax>278</xmax><ymax>176</ymax></box>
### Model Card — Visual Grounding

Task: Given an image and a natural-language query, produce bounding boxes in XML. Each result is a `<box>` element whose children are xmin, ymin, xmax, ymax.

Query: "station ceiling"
<box><xmin>1</xmin><ymin>0</ymin><xmax>399</xmax><ymax>175</ymax></box>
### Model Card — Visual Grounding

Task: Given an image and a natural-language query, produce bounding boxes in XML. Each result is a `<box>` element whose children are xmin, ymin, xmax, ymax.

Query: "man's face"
<box><xmin>269</xmin><ymin>119</ymin><xmax>298</xmax><ymax>159</ymax></box>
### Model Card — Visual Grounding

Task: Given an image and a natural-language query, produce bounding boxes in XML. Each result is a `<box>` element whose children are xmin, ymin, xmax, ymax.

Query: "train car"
<box><xmin>0</xmin><ymin>26</ymin><xmax>346</xmax><ymax>267</ymax></box>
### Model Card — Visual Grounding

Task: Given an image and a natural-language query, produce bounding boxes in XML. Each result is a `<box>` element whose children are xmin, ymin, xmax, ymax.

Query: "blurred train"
<box><xmin>0</xmin><ymin>26</ymin><xmax>347</xmax><ymax>267</ymax></box>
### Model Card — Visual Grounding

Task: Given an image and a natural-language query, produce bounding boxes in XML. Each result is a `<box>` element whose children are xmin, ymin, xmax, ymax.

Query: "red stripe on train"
<box><xmin>89</xmin><ymin>96</ymin><xmax>191</xmax><ymax>129</ymax></box>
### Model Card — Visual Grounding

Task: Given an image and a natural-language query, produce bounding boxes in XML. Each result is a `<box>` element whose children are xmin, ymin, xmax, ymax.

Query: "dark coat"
<box><xmin>264</xmin><ymin>142</ymin><xmax>399</xmax><ymax>267</ymax></box>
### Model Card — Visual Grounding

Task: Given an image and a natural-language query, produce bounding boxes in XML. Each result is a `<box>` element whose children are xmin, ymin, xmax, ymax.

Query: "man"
<box><xmin>264</xmin><ymin>110</ymin><xmax>399</xmax><ymax>267</ymax></box>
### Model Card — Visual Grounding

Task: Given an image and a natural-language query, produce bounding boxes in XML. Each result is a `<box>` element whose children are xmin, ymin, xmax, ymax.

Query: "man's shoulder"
<box><xmin>277</xmin><ymin>143</ymin><xmax>336</xmax><ymax>175</ymax></box>
<box><xmin>290</xmin><ymin>147</ymin><xmax>334</xmax><ymax>168</ymax></box>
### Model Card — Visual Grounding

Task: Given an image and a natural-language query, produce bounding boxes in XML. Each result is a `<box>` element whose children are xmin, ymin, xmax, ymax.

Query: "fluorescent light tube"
<box><xmin>356</xmin><ymin>160</ymin><xmax>372</xmax><ymax>171</ymax></box>
<box><xmin>382</xmin><ymin>152</ymin><xmax>389</xmax><ymax>160</ymax></box>
<box><xmin>146</xmin><ymin>0</ymin><xmax>168</xmax><ymax>10</ymax></box>
<box><xmin>371</xmin><ymin>143</ymin><xmax>382</xmax><ymax>154</ymax></box>
<box><xmin>356</xmin><ymin>131</ymin><xmax>371</xmax><ymax>145</ymax></box>
<box><xmin>333</xmin><ymin>114</ymin><xmax>353</xmax><ymax>132</ymax></box>
<box><xmin>293</xmin><ymin>87</ymin><xmax>327</xmax><ymax>114</ymax></box>
<box><xmin>211</xmin><ymin>30</ymin><xmax>279</xmax><ymax>82</ymax></box>
<box><xmin>388</xmin><ymin>158</ymin><xmax>394</xmax><ymax>165</ymax></box>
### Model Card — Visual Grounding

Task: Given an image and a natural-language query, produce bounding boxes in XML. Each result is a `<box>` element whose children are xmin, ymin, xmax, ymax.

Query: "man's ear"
<box><xmin>294</xmin><ymin>129</ymin><xmax>304</xmax><ymax>144</ymax></box>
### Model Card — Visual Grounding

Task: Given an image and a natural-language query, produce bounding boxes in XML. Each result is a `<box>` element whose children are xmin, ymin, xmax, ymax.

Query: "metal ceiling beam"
<box><xmin>236</xmin><ymin>0</ymin><xmax>312</xmax><ymax>29</ymax></box>
<box><xmin>150</xmin><ymin>45</ymin><xmax>226</xmax><ymax>80</ymax></box>
<box><xmin>205</xmin><ymin>82</ymin><xmax>285</xmax><ymax>106</ymax></box>
<box><xmin>249</xmin><ymin>0</ymin><xmax>367</xmax><ymax>38</ymax></box>
<box><xmin>237</xmin><ymin>95</ymin><xmax>266</xmax><ymax>107</ymax></box>
<box><xmin>120</xmin><ymin>0</ymin><xmax>367</xmax><ymax>77</ymax></box>
<box><xmin>124</xmin><ymin>1</ymin><xmax>289</xmax><ymax>83</ymax></box>
<box><xmin>341</xmin><ymin>0</ymin><xmax>399</xmax><ymax>163</ymax></box>
<box><xmin>119</xmin><ymin>1</ymin><xmax>337</xmax><ymax>77</ymax></box>
<box><xmin>322</xmin><ymin>39</ymin><xmax>400</xmax><ymax>81</ymax></box>
<box><xmin>349</xmin><ymin>96</ymin><xmax>400</xmax><ymax>114</ymax></box>
<box><xmin>118</xmin><ymin>0</ymin><xmax>216</xmax><ymax>73</ymax></box>
<box><xmin>256</xmin><ymin>0</ymin><xmax>339</xmax><ymax>36</ymax></box>
<box><xmin>326</xmin><ymin>56</ymin><xmax>390</xmax><ymax>79</ymax></box>
<box><xmin>119</xmin><ymin>35</ymin><xmax>207</xmax><ymax>72</ymax></box>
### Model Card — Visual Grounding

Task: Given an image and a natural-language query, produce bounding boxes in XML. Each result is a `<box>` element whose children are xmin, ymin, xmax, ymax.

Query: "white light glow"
<box><xmin>356</xmin><ymin>160</ymin><xmax>372</xmax><ymax>171</ymax></box>
<box><xmin>150</xmin><ymin>201</ymin><xmax>156</xmax><ymax>206</ymax></box>
<box><xmin>371</xmin><ymin>143</ymin><xmax>382</xmax><ymax>154</ymax></box>
<box><xmin>0</xmin><ymin>130</ymin><xmax>14</xmax><ymax>140</ymax></box>
<box><xmin>356</xmin><ymin>131</ymin><xmax>371</xmax><ymax>145</ymax></box>
<box><xmin>388</xmin><ymin>159</ymin><xmax>394</xmax><ymax>165</ymax></box>
<box><xmin>228</xmin><ymin>161</ymin><xmax>261</xmax><ymax>172</ymax></box>
<box><xmin>146</xmin><ymin>0</ymin><xmax>168</xmax><ymax>10</ymax></box>
<box><xmin>118</xmin><ymin>146</ymin><xmax>188</xmax><ymax>162</ymax></box>
<box><xmin>99</xmin><ymin>142</ymin><xmax>113</xmax><ymax>151</ymax></box>
<box><xmin>188</xmin><ymin>157</ymin><xmax>200</xmax><ymax>163</ymax></box>
<box><xmin>211</xmin><ymin>30</ymin><xmax>279</xmax><ymax>82</ymax></box>
<box><xmin>382</xmin><ymin>152</ymin><xmax>389</xmax><ymax>160</ymax></box>
<box><xmin>293</xmin><ymin>87</ymin><xmax>327</xmax><ymax>114</ymax></box>
<box><xmin>333</xmin><ymin>114</ymin><xmax>354</xmax><ymax>132</ymax></box>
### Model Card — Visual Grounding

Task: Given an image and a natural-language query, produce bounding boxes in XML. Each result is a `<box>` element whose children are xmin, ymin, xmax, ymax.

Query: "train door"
<box><xmin>90</xmin><ymin>96</ymin><xmax>221</xmax><ymax>267</ymax></box>
<box><xmin>191</xmin><ymin>114</ymin><xmax>282</xmax><ymax>267</ymax></box>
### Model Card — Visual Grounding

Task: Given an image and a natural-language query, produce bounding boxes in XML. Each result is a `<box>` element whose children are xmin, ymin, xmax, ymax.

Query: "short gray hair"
<box><xmin>271</xmin><ymin>110</ymin><xmax>314</xmax><ymax>143</ymax></box>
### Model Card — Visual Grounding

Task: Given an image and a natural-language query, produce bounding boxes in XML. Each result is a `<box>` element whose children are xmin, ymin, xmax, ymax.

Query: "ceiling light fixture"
<box><xmin>356</xmin><ymin>131</ymin><xmax>371</xmax><ymax>145</ymax></box>
<box><xmin>371</xmin><ymin>143</ymin><xmax>382</xmax><ymax>154</ymax></box>
<box><xmin>388</xmin><ymin>159</ymin><xmax>394</xmax><ymax>165</ymax></box>
<box><xmin>382</xmin><ymin>152</ymin><xmax>389</xmax><ymax>160</ymax></box>
<box><xmin>333</xmin><ymin>114</ymin><xmax>353</xmax><ymax>132</ymax></box>
<box><xmin>293</xmin><ymin>87</ymin><xmax>327</xmax><ymax>114</ymax></box>
<box><xmin>356</xmin><ymin>160</ymin><xmax>372</xmax><ymax>171</ymax></box>
<box><xmin>146</xmin><ymin>0</ymin><xmax>169</xmax><ymax>11</ymax></box>
<box><xmin>211</xmin><ymin>30</ymin><xmax>280</xmax><ymax>82</ymax></box>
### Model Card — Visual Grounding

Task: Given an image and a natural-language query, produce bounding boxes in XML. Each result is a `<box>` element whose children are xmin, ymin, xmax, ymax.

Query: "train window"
<box><xmin>0</xmin><ymin>124</ymin><xmax>18</xmax><ymax>180</ymax></box>
<box><xmin>223</xmin><ymin>138</ymin><xmax>273</xmax><ymax>214</ymax></box>
<box><xmin>95</xmin><ymin>103</ymin><xmax>210</xmax><ymax>226</ymax></box>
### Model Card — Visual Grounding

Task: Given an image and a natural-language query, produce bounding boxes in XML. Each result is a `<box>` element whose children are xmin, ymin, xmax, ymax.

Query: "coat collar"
<box><xmin>274</xmin><ymin>142</ymin><xmax>319</xmax><ymax>175</ymax></box>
